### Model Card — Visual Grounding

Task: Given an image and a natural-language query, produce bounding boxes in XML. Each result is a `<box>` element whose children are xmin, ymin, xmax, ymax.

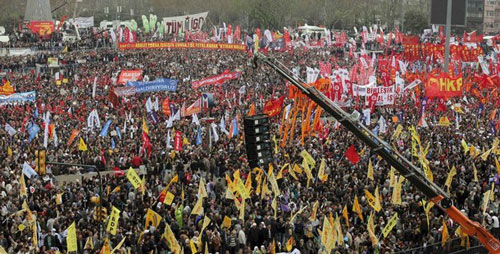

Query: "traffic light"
<box><xmin>35</xmin><ymin>149</ymin><xmax>46</xmax><ymax>175</ymax></box>
<box><xmin>244</xmin><ymin>115</ymin><xmax>273</xmax><ymax>169</ymax></box>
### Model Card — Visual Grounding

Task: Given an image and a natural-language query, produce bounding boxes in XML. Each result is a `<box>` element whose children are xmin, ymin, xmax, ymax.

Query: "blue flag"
<box><xmin>232</xmin><ymin>117</ymin><xmax>239</xmax><ymax>137</ymax></box>
<box><xmin>99</xmin><ymin>120</ymin><xmax>113</xmax><ymax>137</ymax></box>
<box><xmin>196</xmin><ymin>127</ymin><xmax>202</xmax><ymax>146</ymax></box>
<box><xmin>115</xmin><ymin>126</ymin><xmax>122</xmax><ymax>140</ymax></box>
<box><xmin>28</xmin><ymin>123</ymin><xmax>40</xmax><ymax>142</ymax></box>
<box><xmin>111</xmin><ymin>138</ymin><xmax>116</xmax><ymax>149</ymax></box>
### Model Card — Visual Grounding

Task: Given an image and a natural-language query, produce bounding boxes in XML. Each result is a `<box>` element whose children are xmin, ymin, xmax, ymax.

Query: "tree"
<box><xmin>403</xmin><ymin>9</ymin><xmax>428</xmax><ymax>34</ymax></box>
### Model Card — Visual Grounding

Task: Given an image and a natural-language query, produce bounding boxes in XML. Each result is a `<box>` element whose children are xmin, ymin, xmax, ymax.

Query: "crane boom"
<box><xmin>253</xmin><ymin>52</ymin><xmax>500</xmax><ymax>253</ymax></box>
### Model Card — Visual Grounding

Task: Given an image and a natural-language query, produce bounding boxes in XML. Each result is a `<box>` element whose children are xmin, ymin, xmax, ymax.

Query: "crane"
<box><xmin>253</xmin><ymin>52</ymin><xmax>500</xmax><ymax>253</ymax></box>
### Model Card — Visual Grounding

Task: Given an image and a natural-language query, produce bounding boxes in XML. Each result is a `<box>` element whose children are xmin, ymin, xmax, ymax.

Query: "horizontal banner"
<box><xmin>68</xmin><ymin>17</ymin><xmax>94</xmax><ymax>28</ymax></box>
<box><xmin>163</xmin><ymin>12</ymin><xmax>208</xmax><ymax>34</ymax></box>
<box><xmin>29</xmin><ymin>21</ymin><xmax>54</xmax><ymax>36</ymax></box>
<box><xmin>118</xmin><ymin>42</ymin><xmax>246</xmax><ymax>51</ymax></box>
<box><xmin>0</xmin><ymin>91</ymin><xmax>36</xmax><ymax>105</ymax></box>
<box><xmin>114</xmin><ymin>78</ymin><xmax>178</xmax><ymax>96</ymax></box>
<box><xmin>192</xmin><ymin>70</ymin><xmax>242</xmax><ymax>89</ymax></box>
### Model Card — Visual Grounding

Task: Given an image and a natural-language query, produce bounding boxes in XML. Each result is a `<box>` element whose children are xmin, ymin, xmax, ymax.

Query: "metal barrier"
<box><xmin>392</xmin><ymin>237</ymin><xmax>488</xmax><ymax>254</ymax></box>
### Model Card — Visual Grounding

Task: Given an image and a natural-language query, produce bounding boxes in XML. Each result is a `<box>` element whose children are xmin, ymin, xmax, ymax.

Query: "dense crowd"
<box><xmin>0</xmin><ymin>27</ymin><xmax>499</xmax><ymax>254</ymax></box>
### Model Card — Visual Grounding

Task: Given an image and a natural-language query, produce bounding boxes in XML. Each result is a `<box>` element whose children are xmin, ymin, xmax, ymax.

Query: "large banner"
<box><xmin>114</xmin><ymin>78</ymin><xmax>178</xmax><ymax>96</ymax></box>
<box><xmin>425</xmin><ymin>73</ymin><xmax>463</xmax><ymax>98</ymax></box>
<box><xmin>0</xmin><ymin>91</ymin><xmax>36</xmax><ymax>105</ymax></box>
<box><xmin>68</xmin><ymin>17</ymin><xmax>94</xmax><ymax>28</ymax></box>
<box><xmin>163</xmin><ymin>12</ymin><xmax>208</xmax><ymax>34</ymax></box>
<box><xmin>192</xmin><ymin>70</ymin><xmax>242</xmax><ymax>89</ymax></box>
<box><xmin>365</xmin><ymin>86</ymin><xmax>395</xmax><ymax>106</ymax></box>
<box><xmin>118</xmin><ymin>42</ymin><xmax>246</xmax><ymax>51</ymax></box>
<box><xmin>118</xmin><ymin>70</ymin><xmax>143</xmax><ymax>85</ymax></box>
<box><xmin>29</xmin><ymin>21</ymin><xmax>54</xmax><ymax>36</ymax></box>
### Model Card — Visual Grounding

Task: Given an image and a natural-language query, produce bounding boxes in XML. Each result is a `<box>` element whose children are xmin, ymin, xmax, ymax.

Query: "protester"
<box><xmin>0</xmin><ymin>24</ymin><xmax>499</xmax><ymax>254</ymax></box>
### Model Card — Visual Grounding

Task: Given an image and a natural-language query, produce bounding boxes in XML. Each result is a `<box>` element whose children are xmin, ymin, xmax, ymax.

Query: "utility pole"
<box><xmin>443</xmin><ymin>0</ymin><xmax>452</xmax><ymax>72</ymax></box>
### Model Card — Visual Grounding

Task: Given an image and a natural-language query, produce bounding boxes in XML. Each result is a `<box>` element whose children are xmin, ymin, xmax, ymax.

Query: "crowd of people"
<box><xmin>0</xmin><ymin>23</ymin><xmax>499</xmax><ymax>254</ymax></box>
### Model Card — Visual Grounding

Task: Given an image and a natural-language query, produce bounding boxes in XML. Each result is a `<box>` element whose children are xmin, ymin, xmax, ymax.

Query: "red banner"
<box><xmin>118</xmin><ymin>70</ymin><xmax>142</xmax><ymax>85</ymax></box>
<box><xmin>174</xmin><ymin>131</ymin><xmax>182</xmax><ymax>151</ymax></box>
<box><xmin>192</xmin><ymin>70</ymin><xmax>241</xmax><ymax>89</ymax></box>
<box><xmin>29</xmin><ymin>21</ymin><xmax>54</xmax><ymax>36</ymax></box>
<box><xmin>119</xmin><ymin>42</ymin><xmax>247</xmax><ymax>51</ymax></box>
<box><xmin>425</xmin><ymin>73</ymin><xmax>464</xmax><ymax>98</ymax></box>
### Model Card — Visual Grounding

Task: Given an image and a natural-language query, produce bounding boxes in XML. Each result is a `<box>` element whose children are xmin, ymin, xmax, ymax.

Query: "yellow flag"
<box><xmin>318</xmin><ymin>159</ymin><xmax>328</xmax><ymax>182</ymax></box>
<box><xmin>198</xmin><ymin>178</ymin><xmax>208</xmax><ymax>198</ymax></box>
<box><xmin>78</xmin><ymin>137</ymin><xmax>88</xmax><ymax>151</ymax></box>
<box><xmin>100</xmin><ymin>237</ymin><xmax>111</xmax><ymax>254</ymax></box>
<box><xmin>300</xmin><ymin>150</ymin><xmax>316</xmax><ymax>168</ymax></box>
<box><xmin>389</xmin><ymin>167</ymin><xmax>396</xmax><ymax>187</ymax></box>
<box><xmin>276</xmin><ymin>164</ymin><xmax>288</xmax><ymax>179</ymax></box>
<box><xmin>271</xmin><ymin>196</ymin><xmax>277</xmax><ymax>219</ymax></box>
<box><xmin>470</xmin><ymin>145</ymin><xmax>477</xmax><ymax>158</ymax></box>
<box><xmin>342</xmin><ymin>205</ymin><xmax>349</xmax><ymax>227</ymax></box>
<box><xmin>236</xmin><ymin>178</ymin><xmax>250</xmax><ymax>200</ymax></box>
<box><xmin>183</xmin><ymin>136</ymin><xmax>190</xmax><ymax>145</ymax></box>
<box><xmin>442</xmin><ymin>219</ymin><xmax>449</xmax><ymax>247</ymax></box>
<box><xmin>302</xmin><ymin>159</ymin><xmax>313</xmax><ymax>188</ymax></box>
<box><xmin>382</xmin><ymin>213</ymin><xmax>398</xmax><ymax>238</ymax></box>
<box><xmin>7</xmin><ymin>147</ymin><xmax>12</xmax><ymax>157</ymax></box>
<box><xmin>67</xmin><ymin>222</ymin><xmax>78</xmax><ymax>252</ymax></box>
<box><xmin>461</xmin><ymin>139</ymin><xmax>469</xmax><ymax>153</ymax></box>
<box><xmin>482</xmin><ymin>190</ymin><xmax>491</xmax><ymax>214</ymax></box>
<box><xmin>364</xmin><ymin>189</ymin><xmax>381</xmax><ymax>212</ymax></box>
<box><xmin>163</xmin><ymin>223</ymin><xmax>180</xmax><ymax>253</ymax></box>
<box><xmin>367</xmin><ymin>159</ymin><xmax>374</xmax><ymax>180</ymax></box>
<box><xmin>310</xmin><ymin>201</ymin><xmax>319</xmax><ymax>222</ymax></box>
<box><xmin>392</xmin><ymin>176</ymin><xmax>403</xmax><ymax>205</ymax></box>
<box><xmin>0</xmin><ymin>246</ymin><xmax>6</xmax><ymax>254</ymax></box>
<box><xmin>191</xmin><ymin>198</ymin><xmax>203</xmax><ymax>216</ymax></box>
<box><xmin>481</xmin><ymin>148</ymin><xmax>492</xmax><ymax>161</ymax></box>
<box><xmin>321</xmin><ymin>216</ymin><xmax>334</xmax><ymax>253</ymax></box>
<box><xmin>367</xmin><ymin>212</ymin><xmax>378</xmax><ymax>246</ymax></box>
<box><xmin>245</xmin><ymin>172</ymin><xmax>252</xmax><ymax>194</ymax></box>
<box><xmin>142</xmin><ymin>117</ymin><xmax>149</xmax><ymax>135</ymax></box>
<box><xmin>392</xmin><ymin>124</ymin><xmax>403</xmax><ymax>139</ymax></box>
<box><xmin>490</xmin><ymin>182</ymin><xmax>495</xmax><ymax>201</ymax></box>
<box><xmin>473</xmin><ymin>163</ymin><xmax>479</xmax><ymax>182</ymax></box>
<box><xmin>492</xmin><ymin>138</ymin><xmax>500</xmax><ymax>153</ymax></box>
<box><xmin>205</xmin><ymin>242</ymin><xmax>209</xmax><ymax>254</ymax></box>
<box><xmin>445</xmin><ymin>166</ymin><xmax>457</xmax><ymax>190</ymax></box>
<box><xmin>268</xmin><ymin>168</ymin><xmax>281</xmax><ymax>196</ymax></box>
<box><xmin>106</xmin><ymin>206</ymin><xmax>120</xmax><ymax>235</ymax></box>
<box><xmin>189</xmin><ymin>239</ymin><xmax>197</xmax><ymax>254</ymax></box>
<box><xmin>286</xmin><ymin>236</ymin><xmax>293</xmax><ymax>251</ymax></box>
<box><xmin>126</xmin><ymin>167</ymin><xmax>142</xmax><ymax>189</ymax></box>
<box><xmin>439</xmin><ymin>116</ymin><xmax>450</xmax><ymax>127</ymax></box>
<box><xmin>201</xmin><ymin>216</ymin><xmax>211</xmax><ymax>232</ymax></box>
<box><xmin>335</xmin><ymin>213</ymin><xmax>343</xmax><ymax>246</ymax></box>
<box><xmin>164</xmin><ymin>192</ymin><xmax>175</xmax><ymax>205</ymax></box>
<box><xmin>374</xmin><ymin>187</ymin><xmax>382</xmax><ymax>211</ymax></box>
<box><xmin>145</xmin><ymin>209</ymin><xmax>162</xmax><ymax>230</ymax></box>
<box><xmin>352</xmin><ymin>195</ymin><xmax>364</xmax><ymax>222</ymax></box>
<box><xmin>239</xmin><ymin>199</ymin><xmax>245</xmax><ymax>221</ymax></box>
<box><xmin>84</xmin><ymin>237</ymin><xmax>94</xmax><ymax>250</ymax></box>
<box><xmin>110</xmin><ymin>237</ymin><xmax>127</xmax><ymax>254</ymax></box>
<box><xmin>226</xmin><ymin>174</ymin><xmax>236</xmax><ymax>192</ymax></box>
<box><xmin>292</xmin><ymin>163</ymin><xmax>303</xmax><ymax>174</ymax></box>
<box><xmin>222</xmin><ymin>216</ymin><xmax>232</xmax><ymax>229</ymax></box>
<box><xmin>19</xmin><ymin>173</ymin><xmax>27</xmax><ymax>197</ymax></box>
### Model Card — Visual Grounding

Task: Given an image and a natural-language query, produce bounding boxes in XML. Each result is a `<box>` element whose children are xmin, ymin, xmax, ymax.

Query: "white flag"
<box><xmin>211</xmin><ymin>123</ymin><xmax>219</xmax><ymax>142</ymax></box>
<box><xmin>92</xmin><ymin>77</ymin><xmax>97</xmax><ymax>98</ymax></box>
<box><xmin>154</xmin><ymin>97</ymin><xmax>159</xmax><ymax>112</ymax></box>
<box><xmin>43</xmin><ymin>112</ymin><xmax>50</xmax><ymax>148</ymax></box>
<box><xmin>192</xmin><ymin>114</ymin><xmax>200</xmax><ymax>126</ymax></box>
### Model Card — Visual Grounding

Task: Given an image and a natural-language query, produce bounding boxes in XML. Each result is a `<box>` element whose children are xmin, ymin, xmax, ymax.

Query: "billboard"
<box><xmin>430</xmin><ymin>0</ymin><xmax>466</xmax><ymax>26</ymax></box>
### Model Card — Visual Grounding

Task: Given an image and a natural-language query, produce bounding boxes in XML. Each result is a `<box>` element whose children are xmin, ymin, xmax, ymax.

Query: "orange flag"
<box><xmin>248</xmin><ymin>103</ymin><xmax>256</xmax><ymax>117</ymax></box>
<box><xmin>67</xmin><ymin>129</ymin><xmax>80</xmax><ymax>146</ymax></box>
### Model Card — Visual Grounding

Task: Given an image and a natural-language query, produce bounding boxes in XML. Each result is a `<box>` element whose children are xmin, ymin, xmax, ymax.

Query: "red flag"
<box><xmin>56</xmin><ymin>16</ymin><xmax>67</xmax><ymax>31</ymax></box>
<box><xmin>174</xmin><ymin>131</ymin><xmax>182</xmax><ymax>151</ymax></box>
<box><xmin>367</xmin><ymin>92</ymin><xmax>378</xmax><ymax>113</ymax></box>
<box><xmin>437</xmin><ymin>98</ymin><xmax>447</xmax><ymax>112</ymax></box>
<box><xmin>345</xmin><ymin>145</ymin><xmax>360</xmax><ymax>164</ymax></box>
<box><xmin>263</xmin><ymin>96</ymin><xmax>285</xmax><ymax>117</ymax></box>
<box><xmin>100</xmin><ymin>149</ymin><xmax>106</xmax><ymax>166</ymax></box>
<box><xmin>108</xmin><ymin>88</ymin><xmax>119</xmax><ymax>108</ymax></box>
